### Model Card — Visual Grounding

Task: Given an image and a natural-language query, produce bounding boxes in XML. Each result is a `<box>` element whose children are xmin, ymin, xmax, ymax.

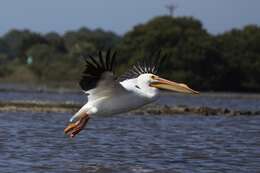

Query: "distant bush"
<box><xmin>0</xmin><ymin>16</ymin><xmax>260</xmax><ymax>91</ymax></box>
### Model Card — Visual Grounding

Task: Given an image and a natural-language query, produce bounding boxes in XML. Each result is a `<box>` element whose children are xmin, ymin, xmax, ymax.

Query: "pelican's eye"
<box><xmin>151</xmin><ymin>75</ymin><xmax>156</xmax><ymax>80</ymax></box>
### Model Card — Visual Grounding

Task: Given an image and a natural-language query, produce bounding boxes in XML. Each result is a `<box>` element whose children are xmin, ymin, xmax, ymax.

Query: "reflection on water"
<box><xmin>0</xmin><ymin>112</ymin><xmax>259</xmax><ymax>173</ymax></box>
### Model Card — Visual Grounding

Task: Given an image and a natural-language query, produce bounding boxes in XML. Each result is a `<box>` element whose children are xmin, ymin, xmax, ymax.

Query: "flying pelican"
<box><xmin>64</xmin><ymin>50</ymin><xmax>198</xmax><ymax>138</ymax></box>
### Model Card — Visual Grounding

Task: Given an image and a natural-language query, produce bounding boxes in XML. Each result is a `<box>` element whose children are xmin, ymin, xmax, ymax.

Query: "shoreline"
<box><xmin>0</xmin><ymin>101</ymin><xmax>259</xmax><ymax>116</ymax></box>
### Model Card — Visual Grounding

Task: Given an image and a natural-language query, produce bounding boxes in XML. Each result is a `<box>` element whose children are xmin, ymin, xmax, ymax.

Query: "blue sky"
<box><xmin>0</xmin><ymin>0</ymin><xmax>260</xmax><ymax>35</ymax></box>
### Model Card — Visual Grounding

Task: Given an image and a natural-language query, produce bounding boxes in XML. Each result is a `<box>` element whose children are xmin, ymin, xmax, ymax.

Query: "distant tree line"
<box><xmin>0</xmin><ymin>16</ymin><xmax>260</xmax><ymax>92</ymax></box>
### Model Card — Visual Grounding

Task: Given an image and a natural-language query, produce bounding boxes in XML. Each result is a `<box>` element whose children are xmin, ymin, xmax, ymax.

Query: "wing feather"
<box><xmin>79</xmin><ymin>49</ymin><xmax>166</xmax><ymax>98</ymax></box>
<box><xmin>105</xmin><ymin>49</ymin><xmax>111</xmax><ymax>70</ymax></box>
<box><xmin>79</xmin><ymin>49</ymin><xmax>118</xmax><ymax>92</ymax></box>
<box><xmin>110</xmin><ymin>51</ymin><xmax>116</xmax><ymax>71</ymax></box>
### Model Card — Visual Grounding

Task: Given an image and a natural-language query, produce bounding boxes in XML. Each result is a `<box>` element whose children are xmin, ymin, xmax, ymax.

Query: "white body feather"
<box><xmin>70</xmin><ymin>74</ymin><xmax>160</xmax><ymax>122</ymax></box>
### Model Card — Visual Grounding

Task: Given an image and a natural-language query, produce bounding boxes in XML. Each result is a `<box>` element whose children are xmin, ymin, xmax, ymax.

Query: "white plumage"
<box><xmin>71</xmin><ymin>73</ymin><xmax>159</xmax><ymax>122</ymax></box>
<box><xmin>64</xmin><ymin>50</ymin><xmax>198</xmax><ymax>138</ymax></box>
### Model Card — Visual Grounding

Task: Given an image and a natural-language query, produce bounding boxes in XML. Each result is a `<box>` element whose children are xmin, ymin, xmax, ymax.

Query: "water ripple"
<box><xmin>0</xmin><ymin>112</ymin><xmax>260</xmax><ymax>172</ymax></box>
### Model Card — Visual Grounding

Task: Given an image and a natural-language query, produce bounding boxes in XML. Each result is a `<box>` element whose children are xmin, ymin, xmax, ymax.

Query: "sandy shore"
<box><xmin>0</xmin><ymin>101</ymin><xmax>259</xmax><ymax>116</ymax></box>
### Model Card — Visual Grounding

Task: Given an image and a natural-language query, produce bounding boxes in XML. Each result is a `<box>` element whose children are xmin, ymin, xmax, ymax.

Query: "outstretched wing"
<box><xmin>79</xmin><ymin>49</ymin><xmax>117</xmax><ymax>92</ymax></box>
<box><xmin>118</xmin><ymin>51</ymin><xmax>167</xmax><ymax>81</ymax></box>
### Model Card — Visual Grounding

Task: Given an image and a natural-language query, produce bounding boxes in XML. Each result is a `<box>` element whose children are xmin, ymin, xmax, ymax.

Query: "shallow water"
<box><xmin>0</xmin><ymin>112</ymin><xmax>260</xmax><ymax>173</ymax></box>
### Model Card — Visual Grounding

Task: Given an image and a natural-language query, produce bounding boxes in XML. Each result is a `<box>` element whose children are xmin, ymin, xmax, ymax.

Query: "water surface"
<box><xmin>0</xmin><ymin>112</ymin><xmax>259</xmax><ymax>173</ymax></box>
<box><xmin>0</xmin><ymin>87</ymin><xmax>260</xmax><ymax>172</ymax></box>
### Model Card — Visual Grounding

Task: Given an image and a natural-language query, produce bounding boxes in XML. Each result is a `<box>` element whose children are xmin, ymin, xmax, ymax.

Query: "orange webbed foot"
<box><xmin>64</xmin><ymin>115</ymin><xmax>90</xmax><ymax>138</ymax></box>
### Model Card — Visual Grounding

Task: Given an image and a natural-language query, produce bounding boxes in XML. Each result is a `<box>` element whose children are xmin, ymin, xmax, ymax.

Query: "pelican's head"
<box><xmin>137</xmin><ymin>73</ymin><xmax>199</xmax><ymax>95</ymax></box>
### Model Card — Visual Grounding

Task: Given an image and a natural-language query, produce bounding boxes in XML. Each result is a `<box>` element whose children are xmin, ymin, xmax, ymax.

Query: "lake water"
<box><xmin>0</xmin><ymin>89</ymin><xmax>260</xmax><ymax>173</ymax></box>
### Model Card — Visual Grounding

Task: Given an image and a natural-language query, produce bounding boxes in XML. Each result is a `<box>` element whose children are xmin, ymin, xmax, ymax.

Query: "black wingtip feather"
<box><xmin>79</xmin><ymin>49</ymin><xmax>117</xmax><ymax>91</ymax></box>
<box><xmin>105</xmin><ymin>49</ymin><xmax>111</xmax><ymax>70</ymax></box>
<box><xmin>98</xmin><ymin>50</ymin><xmax>105</xmax><ymax>69</ymax></box>
<box><xmin>88</xmin><ymin>55</ymin><xmax>100</xmax><ymax>68</ymax></box>
<box><xmin>110</xmin><ymin>51</ymin><xmax>117</xmax><ymax>71</ymax></box>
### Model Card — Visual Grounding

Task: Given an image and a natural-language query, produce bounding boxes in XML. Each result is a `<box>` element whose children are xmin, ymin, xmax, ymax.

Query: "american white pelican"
<box><xmin>64</xmin><ymin>50</ymin><xmax>198</xmax><ymax>138</ymax></box>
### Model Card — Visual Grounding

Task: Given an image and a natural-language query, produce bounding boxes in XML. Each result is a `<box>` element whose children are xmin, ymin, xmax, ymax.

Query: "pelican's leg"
<box><xmin>64</xmin><ymin>114</ymin><xmax>90</xmax><ymax>138</ymax></box>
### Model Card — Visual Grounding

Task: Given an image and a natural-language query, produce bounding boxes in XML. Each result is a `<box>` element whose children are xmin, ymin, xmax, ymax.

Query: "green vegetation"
<box><xmin>0</xmin><ymin>16</ymin><xmax>260</xmax><ymax>92</ymax></box>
